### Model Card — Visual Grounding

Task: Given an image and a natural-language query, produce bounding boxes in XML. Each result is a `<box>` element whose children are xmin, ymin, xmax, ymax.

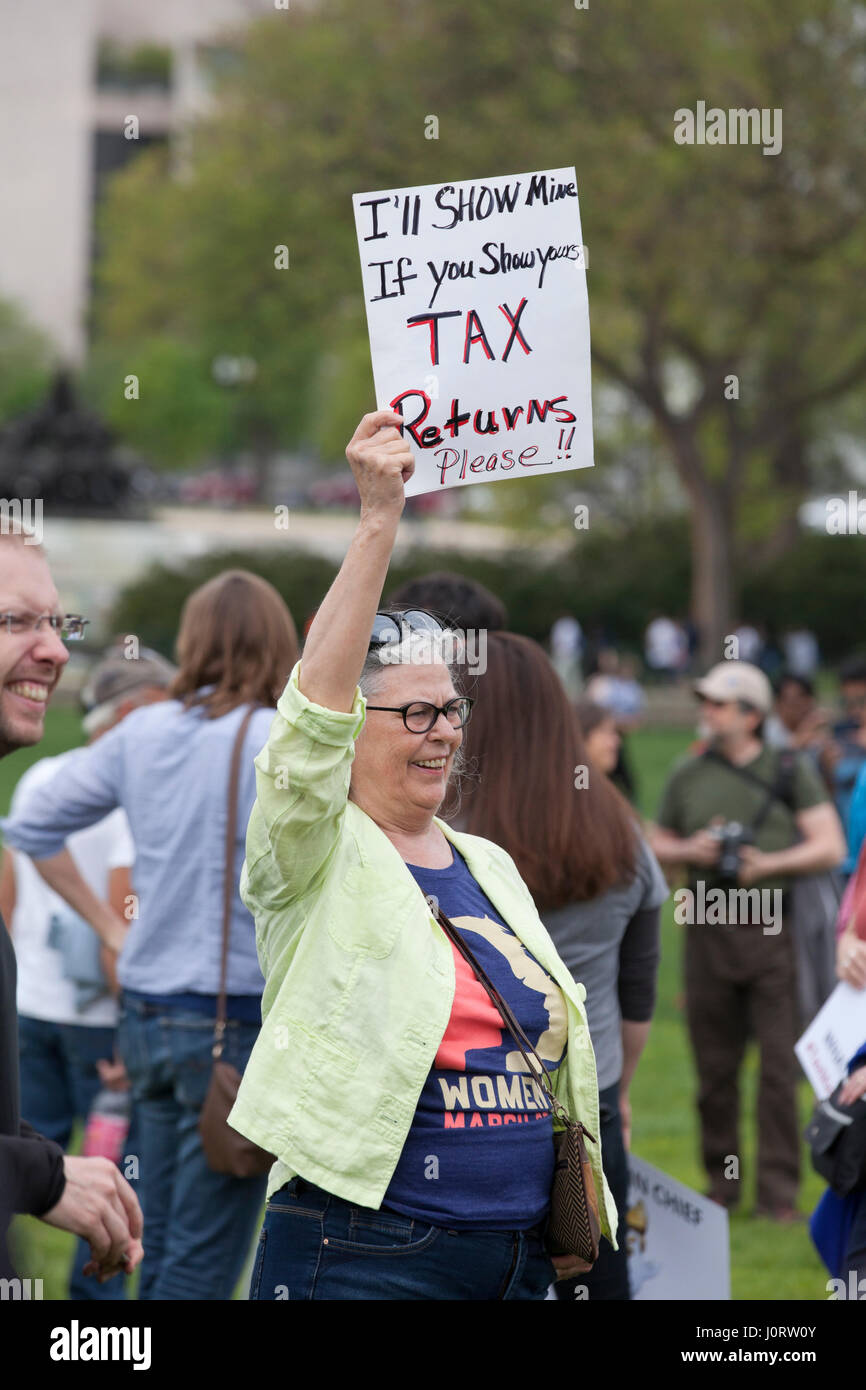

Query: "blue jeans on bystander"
<box><xmin>117</xmin><ymin>995</ymin><xmax>266</xmax><ymax>1301</ymax></box>
<box><xmin>18</xmin><ymin>1013</ymin><xmax>132</xmax><ymax>1301</ymax></box>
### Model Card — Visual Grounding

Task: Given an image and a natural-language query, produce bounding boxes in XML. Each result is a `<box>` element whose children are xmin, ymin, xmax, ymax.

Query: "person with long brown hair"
<box><xmin>459</xmin><ymin>630</ymin><xmax>666</xmax><ymax>1301</ymax></box>
<box><xmin>2</xmin><ymin>569</ymin><xmax>298</xmax><ymax>1300</ymax></box>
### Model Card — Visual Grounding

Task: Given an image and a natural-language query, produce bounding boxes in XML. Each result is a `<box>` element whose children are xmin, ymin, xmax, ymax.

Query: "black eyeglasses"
<box><xmin>364</xmin><ymin>696</ymin><xmax>474</xmax><ymax>734</ymax></box>
<box><xmin>369</xmin><ymin>609</ymin><xmax>445</xmax><ymax>650</ymax></box>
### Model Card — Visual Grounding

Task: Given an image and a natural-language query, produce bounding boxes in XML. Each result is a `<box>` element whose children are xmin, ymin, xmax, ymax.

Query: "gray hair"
<box><xmin>358</xmin><ymin>651</ymin><xmax>391</xmax><ymax>700</ymax></box>
<box><xmin>358</xmin><ymin>630</ymin><xmax>462</xmax><ymax>699</ymax></box>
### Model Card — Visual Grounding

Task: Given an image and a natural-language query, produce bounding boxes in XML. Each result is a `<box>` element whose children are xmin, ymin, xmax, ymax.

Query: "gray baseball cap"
<box><xmin>81</xmin><ymin>647</ymin><xmax>177</xmax><ymax>732</ymax></box>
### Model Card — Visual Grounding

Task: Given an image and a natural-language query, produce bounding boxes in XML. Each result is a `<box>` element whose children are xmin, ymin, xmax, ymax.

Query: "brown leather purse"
<box><xmin>436</xmin><ymin>906</ymin><xmax>602</xmax><ymax>1266</ymax></box>
<box><xmin>198</xmin><ymin>704</ymin><xmax>276</xmax><ymax>1179</ymax></box>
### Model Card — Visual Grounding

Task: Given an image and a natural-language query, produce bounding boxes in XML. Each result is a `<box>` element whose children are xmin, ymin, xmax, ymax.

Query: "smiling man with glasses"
<box><xmin>0</xmin><ymin>538</ymin><xmax>76</xmax><ymax>756</ymax></box>
<box><xmin>0</xmin><ymin>527</ymin><xmax>142</xmax><ymax>1289</ymax></box>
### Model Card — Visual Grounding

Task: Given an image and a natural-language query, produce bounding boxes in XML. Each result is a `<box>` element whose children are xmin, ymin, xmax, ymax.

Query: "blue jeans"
<box><xmin>117</xmin><ymin>995</ymin><xmax>266</xmax><ymax>1300</ymax></box>
<box><xmin>249</xmin><ymin>1177</ymin><xmax>556</xmax><ymax>1300</ymax></box>
<box><xmin>553</xmin><ymin>1079</ymin><xmax>630</xmax><ymax>1301</ymax></box>
<box><xmin>844</xmin><ymin>1190</ymin><xmax>866</xmax><ymax>1283</ymax></box>
<box><xmin>18</xmin><ymin>1013</ymin><xmax>132</xmax><ymax>1301</ymax></box>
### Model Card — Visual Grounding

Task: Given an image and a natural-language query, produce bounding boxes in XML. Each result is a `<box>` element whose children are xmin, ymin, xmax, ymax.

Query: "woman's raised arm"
<box><xmin>298</xmin><ymin>409</ymin><xmax>414</xmax><ymax>713</ymax></box>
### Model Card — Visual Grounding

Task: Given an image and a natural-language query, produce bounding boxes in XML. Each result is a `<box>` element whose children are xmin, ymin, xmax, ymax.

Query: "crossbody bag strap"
<box><xmin>701</xmin><ymin>747</ymin><xmax>795</xmax><ymax>834</ymax></box>
<box><xmin>213</xmin><ymin>703</ymin><xmax>258</xmax><ymax>1059</ymax></box>
<box><xmin>435</xmin><ymin>905</ymin><xmax>584</xmax><ymax>1132</ymax></box>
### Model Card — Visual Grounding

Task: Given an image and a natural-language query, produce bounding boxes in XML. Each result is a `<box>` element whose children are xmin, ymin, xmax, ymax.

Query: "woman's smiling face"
<box><xmin>351</xmin><ymin>658</ymin><xmax>463</xmax><ymax>829</ymax></box>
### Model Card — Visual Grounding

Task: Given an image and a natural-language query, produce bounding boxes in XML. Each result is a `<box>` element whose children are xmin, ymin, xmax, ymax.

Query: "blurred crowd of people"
<box><xmin>644</xmin><ymin>616</ymin><xmax>821</xmax><ymax>686</ymax></box>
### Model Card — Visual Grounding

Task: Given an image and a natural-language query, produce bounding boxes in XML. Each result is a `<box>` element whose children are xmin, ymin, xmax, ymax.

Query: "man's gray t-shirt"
<box><xmin>541</xmin><ymin>837</ymin><xmax>668</xmax><ymax>1090</ymax></box>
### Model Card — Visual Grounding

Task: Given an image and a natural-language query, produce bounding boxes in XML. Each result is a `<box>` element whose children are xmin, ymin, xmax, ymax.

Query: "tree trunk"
<box><xmin>253</xmin><ymin>449</ymin><xmax>275</xmax><ymax>506</ymax></box>
<box><xmin>248</xmin><ymin>426</ymin><xmax>277</xmax><ymax>506</ymax></box>
<box><xmin>688</xmin><ymin>483</ymin><xmax>734</xmax><ymax>669</ymax></box>
<box><xmin>663</xmin><ymin>424</ymin><xmax>735</xmax><ymax>669</ymax></box>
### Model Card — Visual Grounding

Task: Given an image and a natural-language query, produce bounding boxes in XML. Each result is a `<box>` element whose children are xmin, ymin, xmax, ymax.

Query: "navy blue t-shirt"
<box><xmin>382</xmin><ymin>848</ymin><xmax>568</xmax><ymax>1230</ymax></box>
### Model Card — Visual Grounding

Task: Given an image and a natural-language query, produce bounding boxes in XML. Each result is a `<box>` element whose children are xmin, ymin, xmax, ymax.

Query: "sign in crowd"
<box><xmin>353</xmin><ymin>167</ymin><xmax>594</xmax><ymax>496</ymax></box>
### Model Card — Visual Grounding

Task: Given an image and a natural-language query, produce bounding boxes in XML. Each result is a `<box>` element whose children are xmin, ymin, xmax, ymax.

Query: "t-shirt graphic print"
<box><xmin>383</xmin><ymin>848</ymin><xmax>568</xmax><ymax>1230</ymax></box>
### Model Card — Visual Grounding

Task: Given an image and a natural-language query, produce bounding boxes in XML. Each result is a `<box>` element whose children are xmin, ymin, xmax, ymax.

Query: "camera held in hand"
<box><xmin>711</xmin><ymin>821</ymin><xmax>753</xmax><ymax>884</ymax></box>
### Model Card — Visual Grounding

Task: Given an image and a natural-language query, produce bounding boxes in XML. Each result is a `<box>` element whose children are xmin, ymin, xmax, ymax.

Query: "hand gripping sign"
<box><xmin>353</xmin><ymin>167</ymin><xmax>594</xmax><ymax>497</ymax></box>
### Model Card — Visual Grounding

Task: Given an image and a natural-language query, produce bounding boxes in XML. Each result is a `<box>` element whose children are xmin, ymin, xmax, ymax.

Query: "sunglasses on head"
<box><xmin>368</xmin><ymin>609</ymin><xmax>446</xmax><ymax>650</ymax></box>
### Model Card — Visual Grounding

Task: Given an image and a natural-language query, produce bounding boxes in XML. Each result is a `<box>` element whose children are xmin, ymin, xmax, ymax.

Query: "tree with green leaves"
<box><xmin>83</xmin><ymin>338</ymin><xmax>237</xmax><ymax>469</ymax></box>
<box><xmin>0</xmin><ymin>297</ymin><xmax>54</xmax><ymax>425</ymax></box>
<box><xmin>92</xmin><ymin>0</ymin><xmax>866</xmax><ymax>660</ymax></box>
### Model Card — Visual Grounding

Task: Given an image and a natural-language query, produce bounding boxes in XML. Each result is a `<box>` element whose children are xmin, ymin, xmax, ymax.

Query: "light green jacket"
<box><xmin>229</xmin><ymin>662</ymin><xmax>618</xmax><ymax>1244</ymax></box>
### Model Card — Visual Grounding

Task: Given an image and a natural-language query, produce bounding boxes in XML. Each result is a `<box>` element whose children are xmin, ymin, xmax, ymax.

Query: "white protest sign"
<box><xmin>795</xmin><ymin>982</ymin><xmax>866</xmax><ymax>1100</ymax></box>
<box><xmin>352</xmin><ymin>168</ymin><xmax>593</xmax><ymax>497</ymax></box>
<box><xmin>625</xmin><ymin>1156</ymin><xmax>730</xmax><ymax>1300</ymax></box>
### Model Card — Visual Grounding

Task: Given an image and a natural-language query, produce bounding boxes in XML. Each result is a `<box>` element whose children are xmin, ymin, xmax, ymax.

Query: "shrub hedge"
<box><xmin>107</xmin><ymin>521</ymin><xmax>866</xmax><ymax>666</ymax></box>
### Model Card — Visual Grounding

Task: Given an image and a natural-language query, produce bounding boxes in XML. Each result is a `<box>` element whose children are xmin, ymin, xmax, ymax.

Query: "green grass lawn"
<box><xmin>0</xmin><ymin>707</ymin><xmax>86</xmax><ymax>805</ymax></box>
<box><xmin>4</xmin><ymin>711</ymin><xmax>831</xmax><ymax>1300</ymax></box>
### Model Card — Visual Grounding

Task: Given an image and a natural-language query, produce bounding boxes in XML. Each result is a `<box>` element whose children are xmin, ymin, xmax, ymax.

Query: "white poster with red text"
<box><xmin>353</xmin><ymin>167</ymin><xmax>594</xmax><ymax>497</ymax></box>
<box><xmin>795</xmin><ymin>982</ymin><xmax>866</xmax><ymax>1099</ymax></box>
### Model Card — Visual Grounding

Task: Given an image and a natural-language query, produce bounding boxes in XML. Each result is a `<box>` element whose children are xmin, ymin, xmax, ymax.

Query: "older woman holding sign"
<box><xmin>231</xmin><ymin>409</ymin><xmax>616</xmax><ymax>1301</ymax></box>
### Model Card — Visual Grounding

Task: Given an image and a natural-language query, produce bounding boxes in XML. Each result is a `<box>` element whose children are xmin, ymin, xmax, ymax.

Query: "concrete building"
<box><xmin>0</xmin><ymin>0</ymin><xmax>275</xmax><ymax>364</ymax></box>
